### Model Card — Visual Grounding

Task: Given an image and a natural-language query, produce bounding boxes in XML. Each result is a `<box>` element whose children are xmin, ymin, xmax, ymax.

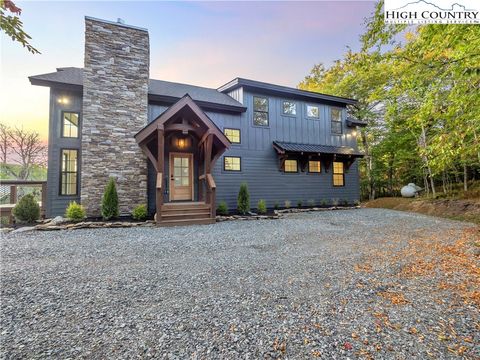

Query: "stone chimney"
<box><xmin>81</xmin><ymin>17</ymin><xmax>149</xmax><ymax>215</ymax></box>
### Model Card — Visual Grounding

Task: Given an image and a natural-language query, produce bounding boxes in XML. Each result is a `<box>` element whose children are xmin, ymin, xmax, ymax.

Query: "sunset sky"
<box><xmin>0</xmin><ymin>1</ymin><xmax>376</xmax><ymax>142</ymax></box>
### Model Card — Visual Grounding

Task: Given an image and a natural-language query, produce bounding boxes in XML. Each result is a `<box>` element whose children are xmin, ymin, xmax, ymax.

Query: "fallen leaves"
<box><xmin>377</xmin><ymin>291</ymin><xmax>410</xmax><ymax>305</ymax></box>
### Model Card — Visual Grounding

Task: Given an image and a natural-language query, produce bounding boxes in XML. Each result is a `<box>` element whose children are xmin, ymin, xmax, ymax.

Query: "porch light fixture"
<box><xmin>175</xmin><ymin>137</ymin><xmax>189</xmax><ymax>149</ymax></box>
<box><xmin>57</xmin><ymin>97</ymin><xmax>69</xmax><ymax>104</ymax></box>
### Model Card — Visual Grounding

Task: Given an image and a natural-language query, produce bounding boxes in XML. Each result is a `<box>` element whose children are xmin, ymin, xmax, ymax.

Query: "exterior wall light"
<box><xmin>174</xmin><ymin>136</ymin><xmax>190</xmax><ymax>149</ymax></box>
<box><xmin>57</xmin><ymin>97</ymin><xmax>69</xmax><ymax>104</ymax></box>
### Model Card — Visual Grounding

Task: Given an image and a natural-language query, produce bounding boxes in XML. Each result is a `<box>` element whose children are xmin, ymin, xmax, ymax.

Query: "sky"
<box><xmin>0</xmin><ymin>1</ymin><xmax>376</xmax><ymax>142</ymax></box>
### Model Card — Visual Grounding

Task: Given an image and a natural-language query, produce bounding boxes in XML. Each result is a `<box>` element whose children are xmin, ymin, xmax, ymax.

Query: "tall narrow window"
<box><xmin>331</xmin><ymin>108</ymin><xmax>342</xmax><ymax>134</ymax></box>
<box><xmin>282</xmin><ymin>100</ymin><xmax>296</xmax><ymax>116</ymax></box>
<box><xmin>60</xmin><ymin>149</ymin><xmax>78</xmax><ymax>195</ymax></box>
<box><xmin>62</xmin><ymin>112</ymin><xmax>79</xmax><ymax>138</ymax></box>
<box><xmin>333</xmin><ymin>161</ymin><xmax>344</xmax><ymax>187</ymax></box>
<box><xmin>308</xmin><ymin>160</ymin><xmax>321</xmax><ymax>173</ymax></box>
<box><xmin>224</xmin><ymin>128</ymin><xmax>241</xmax><ymax>144</ymax></box>
<box><xmin>284</xmin><ymin>159</ymin><xmax>298</xmax><ymax>173</ymax></box>
<box><xmin>224</xmin><ymin>156</ymin><xmax>241</xmax><ymax>171</ymax></box>
<box><xmin>253</xmin><ymin>96</ymin><xmax>269</xmax><ymax>126</ymax></box>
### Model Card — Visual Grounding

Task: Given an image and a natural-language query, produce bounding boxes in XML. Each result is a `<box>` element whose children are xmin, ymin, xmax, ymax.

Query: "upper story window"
<box><xmin>60</xmin><ymin>149</ymin><xmax>78</xmax><ymax>195</ymax></box>
<box><xmin>331</xmin><ymin>108</ymin><xmax>342</xmax><ymax>134</ymax></box>
<box><xmin>307</xmin><ymin>105</ymin><xmax>320</xmax><ymax>119</ymax></box>
<box><xmin>224</xmin><ymin>156</ymin><xmax>241</xmax><ymax>171</ymax></box>
<box><xmin>62</xmin><ymin>112</ymin><xmax>80</xmax><ymax>138</ymax></box>
<box><xmin>284</xmin><ymin>159</ymin><xmax>298</xmax><ymax>173</ymax></box>
<box><xmin>308</xmin><ymin>160</ymin><xmax>321</xmax><ymax>173</ymax></box>
<box><xmin>253</xmin><ymin>96</ymin><xmax>269</xmax><ymax>126</ymax></box>
<box><xmin>282</xmin><ymin>101</ymin><xmax>296</xmax><ymax>116</ymax></box>
<box><xmin>224</xmin><ymin>128</ymin><xmax>240</xmax><ymax>144</ymax></box>
<box><xmin>333</xmin><ymin>161</ymin><xmax>345</xmax><ymax>187</ymax></box>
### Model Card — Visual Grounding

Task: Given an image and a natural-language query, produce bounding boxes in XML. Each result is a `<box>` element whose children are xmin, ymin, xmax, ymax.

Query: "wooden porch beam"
<box><xmin>139</xmin><ymin>143</ymin><xmax>158</xmax><ymax>172</ymax></box>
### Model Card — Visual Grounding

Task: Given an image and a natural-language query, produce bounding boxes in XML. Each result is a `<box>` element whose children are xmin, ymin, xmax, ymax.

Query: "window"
<box><xmin>60</xmin><ymin>149</ymin><xmax>78</xmax><ymax>195</ymax></box>
<box><xmin>331</xmin><ymin>108</ymin><xmax>342</xmax><ymax>134</ymax></box>
<box><xmin>224</xmin><ymin>128</ymin><xmax>240</xmax><ymax>144</ymax></box>
<box><xmin>282</xmin><ymin>101</ymin><xmax>296</xmax><ymax>116</ymax></box>
<box><xmin>284</xmin><ymin>159</ymin><xmax>298</xmax><ymax>173</ymax></box>
<box><xmin>308</xmin><ymin>160</ymin><xmax>321</xmax><ymax>173</ymax></box>
<box><xmin>253</xmin><ymin>96</ymin><xmax>269</xmax><ymax>126</ymax></box>
<box><xmin>62</xmin><ymin>112</ymin><xmax>79</xmax><ymax>138</ymax></box>
<box><xmin>224</xmin><ymin>156</ymin><xmax>241</xmax><ymax>171</ymax></box>
<box><xmin>307</xmin><ymin>105</ymin><xmax>319</xmax><ymax>119</ymax></box>
<box><xmin>333</xmin><ymin>161</ymin><xmax>344</xmax><ymax>187</ymax></box>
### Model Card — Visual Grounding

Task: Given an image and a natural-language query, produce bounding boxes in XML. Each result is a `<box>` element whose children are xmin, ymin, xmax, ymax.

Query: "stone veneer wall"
<box><xmin>81</xmin><ymin>17</ymin><xmax>149</xmax><ymax>215</ymax></box>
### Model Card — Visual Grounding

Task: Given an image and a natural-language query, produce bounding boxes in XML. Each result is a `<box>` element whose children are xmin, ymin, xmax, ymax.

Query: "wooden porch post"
<box><xmin>204</xmin><ymin>134</ymin><xmax>215</xmax><ymax>216</ymax></box>
<box><xmin>156</xmin><ymin>128</ymin><xmax>164</xmax><ymax>225</ymax></box>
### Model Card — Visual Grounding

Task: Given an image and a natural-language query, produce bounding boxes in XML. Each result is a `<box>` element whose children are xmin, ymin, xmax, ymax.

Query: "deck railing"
<box><xmin>0</xmin><ymin>180</ymin><xmax>47</xmax><ymax>224</ymax></box>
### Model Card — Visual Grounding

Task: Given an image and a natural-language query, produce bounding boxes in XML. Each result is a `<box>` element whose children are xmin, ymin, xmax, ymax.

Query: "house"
<box><xmin>29</xmin><ymin>17</ymin><xmax>365</xmax><ymax>226</ymax></box>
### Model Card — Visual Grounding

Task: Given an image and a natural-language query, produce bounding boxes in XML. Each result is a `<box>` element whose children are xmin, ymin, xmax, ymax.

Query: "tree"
<box><xmin>0</xmin><ymin>124</ymin><xmax>46</xmax><ymax>180</ymax></box>
<box><xmin>300</xmin><ymin>0</ymin><xmax>480</xmax><ymax>198</ymax></box>
<box><xmin>0</xmin><ymin>123</ymin><xmax>10</xmax><ymax>164</ymax></box>
<box><xmin>0</xmin><ymin>0</ymin><xmax>39</xmax><ymax>54</ymax></box>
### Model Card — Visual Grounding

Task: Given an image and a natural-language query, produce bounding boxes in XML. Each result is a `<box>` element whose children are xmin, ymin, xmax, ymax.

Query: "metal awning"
<box><xmin>273</xmin><ymin>141</ymin><xmax>364</xmax><ymax>157</ymax></box>
<box><xmin>346</xmin><ymin>118</ymin><xmax>368</xmax><ymax>127</ymax></box>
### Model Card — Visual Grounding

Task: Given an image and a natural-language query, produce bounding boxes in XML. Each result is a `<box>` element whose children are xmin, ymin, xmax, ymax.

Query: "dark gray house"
<box><xmin>30</xmin><ymin>17</ymin><xmax>365</xmax><ymax>226</ymax></box>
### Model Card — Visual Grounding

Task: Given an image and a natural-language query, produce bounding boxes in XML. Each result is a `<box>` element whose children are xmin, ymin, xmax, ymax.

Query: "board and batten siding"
<box><xmin>46</xmin><ymin>88</ymin><xmax>83</xmax><ymax>217</ymax></box>
<box><xmin>147</xmin><ymin>90</ymin><xmax>360</xmax><ymax>212</ymax></box>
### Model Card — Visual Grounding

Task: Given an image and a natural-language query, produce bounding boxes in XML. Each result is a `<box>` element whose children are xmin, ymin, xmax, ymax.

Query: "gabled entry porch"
<box><xmin>134</xmin><ymin>95</ymin><xmax>230</xmax><ymax>226</ymax></box>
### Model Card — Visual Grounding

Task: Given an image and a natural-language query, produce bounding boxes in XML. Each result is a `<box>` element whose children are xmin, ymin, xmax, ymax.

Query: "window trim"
<box><xmin>60</xmin><ymin>111</ymin><xmax>81</xmax><ymax>139</ymax></box>
<box><xmin>223</xmin><ymin>156</ymin><xmax>242</xmax><ymax>172</ymax></box>
<box><xmin>59</xmin><ymin>148</ymin><xmax>79</xmax><ymax>196</ymax></box>
<box><xmin>331</xmin><ymin>107</ymin><xmax>343</xmax><ymax>135</ymax></box>
<box><xmin>332</xmin><ymin>161</ymin><xmax>345</xmax><ymax>187</ymax></box>
<box><xmin>306</xmin><ymin>104</ymin><xmax>320</xmax><ymax>119</ymax></box>
<box><xmin>308</xmin><ymin>160</ymin><xmax>321</xmax><ymax>174</ymax></box>
<box><xmin>223</xmin><ymin>127</ymin><xmax>241</xmax><ymax>144</ymax></box>
<box><xmin>282</xmin><ymin>100</ymin><xmax>297</xmax><ymax>117</ymax></box>
<box><xmin>284</xmin><ymin>159</ymin><xmax>299</xmax><ymax>173</ymax></box>
<box><xmin>252</xmin><ymin>96</ymin><xmax>269</xmax><ymax>127</ymax></box>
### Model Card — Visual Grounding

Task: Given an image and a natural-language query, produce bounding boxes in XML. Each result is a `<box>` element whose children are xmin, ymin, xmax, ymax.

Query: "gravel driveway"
<box><xmin>1</xmin><ymin>209</ymin><xmax>478</xmax><ymax>359</ymax></box>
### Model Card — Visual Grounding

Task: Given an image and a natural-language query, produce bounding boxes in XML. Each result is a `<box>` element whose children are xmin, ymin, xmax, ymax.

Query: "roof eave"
<box><xmin>219</xmin><ymin>78</ymin><xmax>358</xmax><ymax>106</ymax></box>
<box><xmin>29</xmin><ymin>77</ymin><xmax>83</xmax><ymax>91</ymax></box>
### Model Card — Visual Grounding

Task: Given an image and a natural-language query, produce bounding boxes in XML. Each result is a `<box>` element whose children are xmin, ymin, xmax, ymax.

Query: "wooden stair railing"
<box><xmin>205</xmin><ymin>174</ymin><xmax>216</xmax><ymax>219</ymax></box>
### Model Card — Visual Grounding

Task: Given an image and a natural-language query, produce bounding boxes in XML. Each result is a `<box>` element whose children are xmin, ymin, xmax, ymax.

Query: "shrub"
<box><xmin>101</xmin><ymin>177</ymin><xmax>119</xmax><ymax>220</ymax></box>
<box><xmin>354</xmin><ymin>200</ymin><xmax>361</xmax><ymax>206</ymax></box>
<box><xmin>12</xmin><ymin>194</ymin><xmax>40</xmax><ymax>223</ymax></box>
<box><xmin>237</xmin><ymin>182</ymin><xmax>250</xmax><ymax>215</ymax></box>
<box><xmin>320</xmin><ymin>199</ymin><xmax>328</xmax><ymax>206</ymax></box>
<box><xmin>257</xmin><ymin>199</ymin><xmax>267</xmax><ymax>214</ymax></box>
<box><xmin>341</xmin><ymin>199</ymin><xmax>349</xmax><ymax>206</ymax></box>
<box><xmin>132</xmin><ymin>204</ymin><xmax>148</xmax><ymax>221</ymax></box>
<box><xmin>217</xmin><ymin>201</ymin><xmax>228</xmax><ymax>216</ymax></box>
<box><xmin>65</xmin><ymin>201</ymin><xmax>86</xmax><ymax>222</ymax></box>
<box><xmin>284</xmin><ymin>200</ymin><xmax>291</xmax><ymax>208</ymax></box>
<box><xmin>332</xmin><ymin>198</ymin><xmax>339</xmax><ymax>206</ymax></box>
<box><xmin>297</xmin><ymin>199</ymin><xmax>303</xmax><ymax>208</ymax></box>
<box><xmin>274</xmin><ymin>201</ymin><xmax>280</xmax><ymax>210</ymax></box>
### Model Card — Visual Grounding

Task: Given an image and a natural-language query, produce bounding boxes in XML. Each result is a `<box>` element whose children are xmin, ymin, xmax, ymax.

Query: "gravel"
<box><xmin>1</xmin><ymin>209</ymin><xmax>478</xmax><ymax>359</ymax></box>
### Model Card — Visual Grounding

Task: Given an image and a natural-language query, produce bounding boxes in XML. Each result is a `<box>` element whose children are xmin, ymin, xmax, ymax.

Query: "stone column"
<box><xmin>81</xmin><ymin>17</ymin><xmax>149</xmax><ymax>215</ymax></box>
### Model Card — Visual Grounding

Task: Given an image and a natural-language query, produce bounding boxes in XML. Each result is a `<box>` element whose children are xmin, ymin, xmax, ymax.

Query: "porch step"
<box><xmin>158</xmin><ymin>202</ymin><xmax>214</xmax><ymax>226</ymax></box>
<box><xmin>161</xmin><ymin>212</ymin><xmax>211</xmax><ymax>221</ymax></box>
<box><xmin>159</xmin><ymin>217</ymin><xmax>215</xmax><ymax>227</ymax></box>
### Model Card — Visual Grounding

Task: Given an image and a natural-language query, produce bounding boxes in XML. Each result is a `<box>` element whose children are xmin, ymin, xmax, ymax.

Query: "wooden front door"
<box><xmin>169</xmin><ymin>153</ymin><xmax>193</xmax><ymax>201</ymax></box>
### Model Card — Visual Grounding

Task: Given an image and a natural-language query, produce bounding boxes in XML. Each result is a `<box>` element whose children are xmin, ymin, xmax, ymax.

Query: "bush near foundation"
<box><xmin>101</xmin><ymin>178</ymin><xmax>119</xmax><ymax>220</ymax></box>
<box><xmin>65</xmin><ymin>201</ymin><xmax>86</xmax><ymax>222</ymax></box>
<box><xmin>12</xmin><ymin>194</ymin><xmax>40</xmax><ymax>223</ymax></box>
<box><xmin>217</xmin><ymin>201</ymin><xmax>228</xmax><ymax>216</ymax></box>
<box><xmin>132</xmin><ymin>204</ymin><xmax>148</xmax><ymax>221</ymax></box>
<box><xmin>237</xmin><ymin>182</ymin><xmax>250</xmax><ymax>215</ymax></box>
